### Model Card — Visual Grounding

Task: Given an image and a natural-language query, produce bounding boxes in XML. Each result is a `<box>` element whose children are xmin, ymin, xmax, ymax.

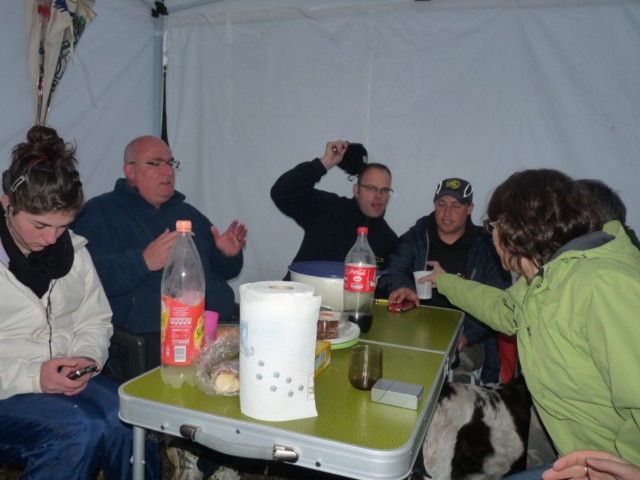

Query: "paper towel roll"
<box><xmin>239</xmin><ymin>281</ymin><xmax>321</xmax><ymax>421</ymax></box>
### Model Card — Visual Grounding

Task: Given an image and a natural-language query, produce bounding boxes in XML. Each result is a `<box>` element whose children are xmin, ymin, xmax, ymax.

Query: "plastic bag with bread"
<box><xmin>194</xmin><ymin>326</ymin><xmax>240</xmax><ymax>396</ymax></box>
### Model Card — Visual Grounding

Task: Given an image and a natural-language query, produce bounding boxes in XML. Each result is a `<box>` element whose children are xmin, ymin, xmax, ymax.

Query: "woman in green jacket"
<box><xmin>430</xmin><ymin>169</ymin><xmax>640</xmax><ymax>470</ymax></box>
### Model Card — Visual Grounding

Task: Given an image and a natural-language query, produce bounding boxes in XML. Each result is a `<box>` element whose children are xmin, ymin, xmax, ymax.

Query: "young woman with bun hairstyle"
<box><xmin>0</xmin><ymin>125</ymin><xmax>159</xmax><ymax>479</ymax></box>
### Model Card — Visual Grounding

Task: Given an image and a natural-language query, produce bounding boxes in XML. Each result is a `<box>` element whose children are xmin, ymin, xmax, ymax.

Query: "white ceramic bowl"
<box><xmin>288</xmin><ymin>261</ymin><xmax>344</xmax><ymax>311</ymax></box>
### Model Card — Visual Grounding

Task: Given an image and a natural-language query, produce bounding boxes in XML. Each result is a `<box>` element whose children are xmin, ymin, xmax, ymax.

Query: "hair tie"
<box><xmin>26</xmin><ymin>155</ymin><xmax>48</xmax><ymax>169</ymax></box>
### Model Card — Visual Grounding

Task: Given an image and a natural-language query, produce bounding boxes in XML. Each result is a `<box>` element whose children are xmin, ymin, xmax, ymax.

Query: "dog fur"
<box><xmin>420</xmin><ymin>381</ymin><xmax>532</xmax><ymax>480</ymax></box>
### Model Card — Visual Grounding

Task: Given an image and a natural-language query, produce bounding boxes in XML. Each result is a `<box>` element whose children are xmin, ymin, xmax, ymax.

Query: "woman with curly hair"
<box><xmin>429</xmin><ymin>169</ymin><xmax>640</xmax><ymax>475</ymax></box>
<box><xmin>0</xmin><ymin>126</ymin><xmax>159</xmax><ymax>479</ymax></box>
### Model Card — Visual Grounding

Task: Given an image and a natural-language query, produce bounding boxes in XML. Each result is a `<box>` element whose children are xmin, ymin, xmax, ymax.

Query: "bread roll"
<box><xmin>195</xmin><ymin>359</ymin><xmax>240</xmax><ymax>396</ymax></box>
<box><xmin>215</xmin><ymin>370</ymin><xmax>240</xmax><ymax>393</ymax></box>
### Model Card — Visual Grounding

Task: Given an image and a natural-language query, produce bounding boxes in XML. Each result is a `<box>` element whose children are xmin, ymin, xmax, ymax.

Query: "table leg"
<box><xmin>132</xmin><ymin>425</ymin><xmax>146</xmax><ymax>480</ymax></box>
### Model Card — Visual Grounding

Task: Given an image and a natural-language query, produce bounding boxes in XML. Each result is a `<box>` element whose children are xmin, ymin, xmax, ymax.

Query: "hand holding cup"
<box><xmin>413</xmin><ymin>270</ymin><xmax>434</xmax><ymax>300</ymax></box>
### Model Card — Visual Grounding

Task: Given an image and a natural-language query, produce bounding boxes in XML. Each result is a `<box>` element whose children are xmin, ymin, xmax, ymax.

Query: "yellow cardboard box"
<box><xmin>314</xmin><ymin>340</ymin><xmax>332</xmax><ymax>376</ymax></box>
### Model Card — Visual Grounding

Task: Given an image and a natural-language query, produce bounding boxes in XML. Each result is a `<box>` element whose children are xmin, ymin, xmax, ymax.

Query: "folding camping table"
<box><xmin>119</xmin><ymin>304</ymin><xmax>464</xmax><ymax>480</ymax></box>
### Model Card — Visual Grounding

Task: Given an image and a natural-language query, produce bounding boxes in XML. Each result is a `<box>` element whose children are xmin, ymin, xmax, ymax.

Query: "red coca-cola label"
<box><xmin>344</xmin><ymin>264</ymin><xmax>376</xmax><ymax>293</ymax></box>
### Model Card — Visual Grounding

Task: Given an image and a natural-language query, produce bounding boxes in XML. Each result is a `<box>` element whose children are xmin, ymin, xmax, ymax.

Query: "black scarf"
<box><xmin>0</xmin><ymin>213</ymin><xmax>74</xmax><ymax>298</ymax></box>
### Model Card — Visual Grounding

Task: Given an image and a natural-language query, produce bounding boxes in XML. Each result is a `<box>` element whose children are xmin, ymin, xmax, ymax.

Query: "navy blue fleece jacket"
<box><xmin>72</xmin><ymin>179</ymin><xmax>242</xmax><ymax>332</ymax></box>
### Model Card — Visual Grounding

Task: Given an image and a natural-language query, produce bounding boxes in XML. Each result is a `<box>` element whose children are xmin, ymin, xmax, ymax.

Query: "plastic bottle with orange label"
<box><xmin>160</xmin><ymin>220</ymin><xmax>205</xmax><ymax>388</ymax></box>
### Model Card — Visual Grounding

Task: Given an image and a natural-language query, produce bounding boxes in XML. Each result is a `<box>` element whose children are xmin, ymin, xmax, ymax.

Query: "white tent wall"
<box><xmin>0</xmin><ymin>0</ymin><xmax>157</xmax><ymax>200</ymax></box>
<box><xmin>1</xmin><ymin>0</ymin><xmax>639</xmax><ymax>300</ymax></box>
<box><xmin>165</xmin><ymin>0</ymin><xmax>640</xmax><ymax>293</ymax></box>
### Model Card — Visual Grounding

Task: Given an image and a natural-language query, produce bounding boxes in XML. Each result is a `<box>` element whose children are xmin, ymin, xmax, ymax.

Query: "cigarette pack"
<box><xmin>371</xmin><ymin>378</ymin><xmax>424</xmax><ymax>410</ymax></box>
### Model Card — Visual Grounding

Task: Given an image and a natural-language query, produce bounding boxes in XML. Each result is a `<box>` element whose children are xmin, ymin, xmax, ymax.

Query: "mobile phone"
<box><xmin>388</xmin><ymin>301</ymin><xmax>415</xmax><ymax>313</ymax></box>
<box><xmin>67</xmin><ymin>363</ymin><xmax>98</xmax><ymax>380</ymax></box>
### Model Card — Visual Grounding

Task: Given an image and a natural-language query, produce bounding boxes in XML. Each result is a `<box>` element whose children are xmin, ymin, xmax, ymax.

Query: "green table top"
<box><xmin>363</xmin><ymin>304</ymin><xmax>464</xmax><ymax>353</ymax></box>
<box><xmin>119</xmin><ymin>305</ymin><xmax>464</xmax><ymax>452</ymax></box>
<box><xmin>121</xmin><ymin>346</ymin><xmax>444</xmax><ymax>450</ymax></box>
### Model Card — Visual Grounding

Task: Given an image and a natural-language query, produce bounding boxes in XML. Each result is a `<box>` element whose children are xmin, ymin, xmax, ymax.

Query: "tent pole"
<box><xmin>151</xmin><ymin>3</ymin><xmax>167</xmax><ymax>138</ymax></box>
<box><xmin>168</xmin><ymin>0</ymin><xmax>224</xmax><ymax>14</ymax></box>
<box><xmin>147</xmin><ymin>0</ymin><xmax>221</xmax><ymax>138</ymax></box>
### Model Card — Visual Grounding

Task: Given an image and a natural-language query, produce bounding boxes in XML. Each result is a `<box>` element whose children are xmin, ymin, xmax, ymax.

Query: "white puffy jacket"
<box><xmin>0</xmin><ymin>232</ymin><xmax>113</xmax><ymax>399</ymax></box>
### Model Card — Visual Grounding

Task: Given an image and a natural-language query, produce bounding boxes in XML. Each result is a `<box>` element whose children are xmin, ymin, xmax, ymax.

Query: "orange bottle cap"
<box><xmin>176</xmin><ymin>220</ymin><xmax>192</xmax><ymax>232</ymax></box>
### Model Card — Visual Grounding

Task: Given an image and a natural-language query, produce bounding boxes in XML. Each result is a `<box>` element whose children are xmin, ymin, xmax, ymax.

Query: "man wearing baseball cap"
<box><xmin>380</xmin><ymin>177</ymin><xmax>512</xmax><ymax>385</ymax></box>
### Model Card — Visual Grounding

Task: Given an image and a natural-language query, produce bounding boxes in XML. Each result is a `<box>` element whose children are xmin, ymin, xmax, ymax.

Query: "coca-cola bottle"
<box><xmin>343</xmin><ymin>226</ymin><xmax>376</xmax><ymax>333</ymax></box>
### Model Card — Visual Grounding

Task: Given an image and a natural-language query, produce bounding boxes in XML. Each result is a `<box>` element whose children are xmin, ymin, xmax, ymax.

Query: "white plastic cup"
<box><xmin>413</xmin><ymin>270</ymin><xmax>433</xmax><ymax>300</ymax></box>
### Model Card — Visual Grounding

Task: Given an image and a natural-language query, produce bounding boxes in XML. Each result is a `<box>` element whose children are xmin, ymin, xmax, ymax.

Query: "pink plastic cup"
<box><xmin>205</xmin><ymin>310</ymin><xmax>219</xmax><ymax>342</ymax></box>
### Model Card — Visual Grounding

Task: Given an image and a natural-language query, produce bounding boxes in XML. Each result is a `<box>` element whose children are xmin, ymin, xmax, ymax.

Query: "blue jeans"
<box><xmin>505</xmin><ymin>463</ymin><xmax>554</xmax><ymax>480</ymax></box>
<box><xmin>0</xmin><ymin>374</ymin><xmax>160</xmax><ymax>480</ymax></box>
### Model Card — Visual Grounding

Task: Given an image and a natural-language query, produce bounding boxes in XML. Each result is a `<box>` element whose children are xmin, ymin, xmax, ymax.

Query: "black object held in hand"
<box><xmin>338</xmin><ymin>142</ymin><xmax>368</xmax><ymax>176</ymax></box>
<box><xmin>67</xmin><ymin>363</ymin><xmax>98</xmax><ymax>379</ymax></box>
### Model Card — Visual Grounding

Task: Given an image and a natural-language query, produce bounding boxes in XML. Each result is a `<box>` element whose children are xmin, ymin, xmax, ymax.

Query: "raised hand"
<box><xmin>319</xmin><ymin>140</ymin><xmax>349</xmax><ymax>170</ymax></box>
<box><xmin>211</xmin><ymin>220</ymin><xmax>247</xmax><ymax>257</ymax></box>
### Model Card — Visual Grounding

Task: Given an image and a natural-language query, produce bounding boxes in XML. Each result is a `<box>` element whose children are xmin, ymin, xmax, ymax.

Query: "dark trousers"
<box><xmin>0</xmin><ymin>374</ymin><xmax>160</xmax><ymax>480</ymax></box>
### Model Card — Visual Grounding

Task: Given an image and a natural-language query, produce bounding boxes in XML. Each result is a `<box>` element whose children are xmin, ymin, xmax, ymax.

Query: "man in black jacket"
<box><xmin>381</xmin><ymin>177</ymin><xmax>513</xmax><ymax>385</ymax></box>
<box><xmin>271</xmin><ymin>140</ymin><xmax>398</xmax><ymax>278</ymax></box>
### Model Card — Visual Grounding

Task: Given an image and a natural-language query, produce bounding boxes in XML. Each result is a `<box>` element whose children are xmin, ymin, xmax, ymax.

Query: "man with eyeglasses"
<box><xmin>271</xmin><ymin>139</ymin><xmax>398</xmax><ymax>277</ymax></box>
<box><xmin>72</xmin><ymin>135</ymin><xmax>247</xmax><ymax>380</ymax></box>
<box><xmin>381</xmin><ymin>177</ymin><xmax>512</xmax><ymax>385</ymax></box>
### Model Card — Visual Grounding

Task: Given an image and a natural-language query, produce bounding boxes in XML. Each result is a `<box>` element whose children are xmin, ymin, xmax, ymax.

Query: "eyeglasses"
<box><xmin>358</xmin><ymin>184</ymin><xmax>394</xmax><ymax>196</ymax></box>
<box><xmin>483</xmin><ymin>218</ymin><xmax>497</xmax><ymax>234</ymax></box>
<box><xmin>127</xmin><ymin>158</ymin><xmax>180</xmax><ymax>169</ymax></box>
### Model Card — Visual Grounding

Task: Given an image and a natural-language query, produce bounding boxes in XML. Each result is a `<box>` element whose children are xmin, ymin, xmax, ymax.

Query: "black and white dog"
<box><xmin>417</xmin><ymin>380</ymin><xmax>532</xmax><ymax>480</ymax></box>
